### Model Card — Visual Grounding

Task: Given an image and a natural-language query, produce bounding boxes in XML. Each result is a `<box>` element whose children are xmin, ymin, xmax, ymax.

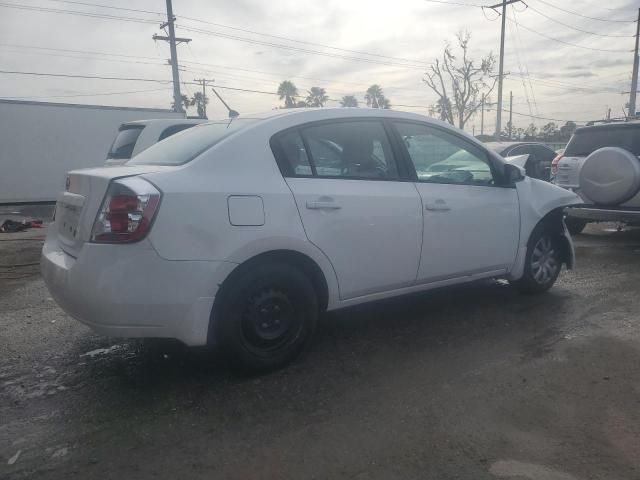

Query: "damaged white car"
<box><xmin>41</xmin><ymin>108</ymin><xmax>580</xmax><ymax>371</ymax></box>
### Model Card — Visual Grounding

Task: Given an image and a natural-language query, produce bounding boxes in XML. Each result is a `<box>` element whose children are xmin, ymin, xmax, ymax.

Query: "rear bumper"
<box><xmin>566</xmin><ymin>206</ymin><xmax>640</xmax><ymax>223</ymax></box>
<box><xmin>41</xmin><ymin>226</ymin><xmax>237</xmax><ymax>346</ymax></box>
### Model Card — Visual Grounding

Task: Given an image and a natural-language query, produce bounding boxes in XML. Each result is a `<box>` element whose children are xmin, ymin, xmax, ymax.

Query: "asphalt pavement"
<box><xmin>1</xmin><ymin>220</ymin><xmax>640</xmax><ymax>479</ymax></box>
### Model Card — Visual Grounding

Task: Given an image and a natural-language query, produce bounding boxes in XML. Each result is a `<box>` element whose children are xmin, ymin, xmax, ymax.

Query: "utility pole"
<box><xmin>153</xmin><ymin>0</ymin><xmax>191</xmax><ymax>113</ymax></box>
<box><xmin>629</xmin><ymin>8</ymin><xmax>640</xmax><ymax>119</ymax></box>
<box><xmin>193</xmin><ymin>78</ymin><xmax>214</xmax><ymax>118</ymax></box>
<box><xmin>489</xmin><ymin>0</ymin><xmax>523</xmax><ymax>140</ymax></box>
<box><xmin>480</xmin><ymin>94</ymin><xmax>485</xmax><ymax>136</ymax></box>
<box><xmin>508</xmin><ymin>91</ymin><xmax>513</xmax><ymax>140</ymax></box>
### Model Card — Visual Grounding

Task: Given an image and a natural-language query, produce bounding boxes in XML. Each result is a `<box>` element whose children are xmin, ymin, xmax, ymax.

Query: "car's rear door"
<box><xmin>272</xmin><ymin>120</ymin><xmax>423</xmax><ymax>300</ymax></box>
<box><xmin>391</xmin><ymin>121</ymin><xmax>520</xmax><ymax>283</ymax></box>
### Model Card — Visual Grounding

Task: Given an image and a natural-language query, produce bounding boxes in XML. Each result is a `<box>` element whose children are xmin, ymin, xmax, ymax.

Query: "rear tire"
<box><xmin>565</xmin><ymin>217</ymin><xmax>587</xmax><ymax>235</ymax></box>
<box><xmin>213</xmin><ymin>262</ymin><xmax>318</xmax><ymax>372</ymax></box>
<box><xmin>511</xmin><ymin>222</ymin><xmax>562</xmax><ymax>294</ymax></box>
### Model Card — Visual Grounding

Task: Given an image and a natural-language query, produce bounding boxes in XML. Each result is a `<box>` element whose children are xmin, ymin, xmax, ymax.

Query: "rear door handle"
<box><xmin>425</xmin><ymin>200</ymin><xmax>450</xmax><ymax>211</ymax></box>
<box><xmin>306</xmin><ymin>201</ymin><xmax>342</xmax><ymax>210</ymax></box>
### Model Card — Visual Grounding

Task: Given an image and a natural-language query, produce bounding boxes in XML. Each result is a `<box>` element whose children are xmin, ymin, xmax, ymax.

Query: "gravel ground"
<box><xmin>1</xmin><ymin>219</ymin><xmax>640</xmax><ymax>480</ymax></box>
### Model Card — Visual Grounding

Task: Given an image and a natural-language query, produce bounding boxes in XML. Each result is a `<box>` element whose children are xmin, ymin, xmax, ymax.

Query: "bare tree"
<box><xmin>423</xmin><ymin>31</ymin><xmax>496</xmax><ymax>130</ymax></box>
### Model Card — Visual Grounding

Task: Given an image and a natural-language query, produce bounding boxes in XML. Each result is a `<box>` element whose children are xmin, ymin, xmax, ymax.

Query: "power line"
<box><xmin>34</xmin><ymin>0</ymin><xmax>434</xmax><ymax>68</ymax></box>
<box><xmin>0</xmin><ymin>2</ymin><xmax>158</xmax><ymax>24</ymax></box>
<box><xmin>43</xmin><ymin>0</ymin><xmax>163</xmax><ymax>16</ymax></box>
<box><xmin>534</xmin><ymin>0</ymin><xmax>638</xmax><ymax>23</ymax></box>
<box><xmin>179</xmin><ymin>26</ymin><xmax>429</xmax><ymax>70</ymax></box>
<box><xmin>1</xmin><ymin>87</ymin><xmax>172</xmax><ymax>100</ymax></box>
<box><xmin>0</xmin><ymin>47</ymin><xmax>167</xmax><ymax>67</ymax></box>
<box><xmin>423</xmin><ymin>0</ymin><xmax>487</xmax><ymax>7</ymax></box>
<box><xmin>508</xmin><ymin>18</ymin><xmax>633</xmax><ymax>53</ymax></box>
<box><xmin>526</xmin><ymin>4</ymin><xmax>635</xmax><ymax>38</ymax></box>
<box><xmin>177</xmin><ymin>17</ymin><xmax>432</xmax><ymax>67</ymax></box>
<box><xmin>0</xmin><ymin>70</ymin><xmax>172</xmax><ymax>83</ymax></box>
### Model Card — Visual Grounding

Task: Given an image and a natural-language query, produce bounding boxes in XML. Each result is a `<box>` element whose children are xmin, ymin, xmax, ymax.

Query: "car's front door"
<box><xmin>272</xmin><ymin>120</ymin><xmax>423</xmax><ymax>300</ymax></box>
<box><xmin>392</xmin><ymin>121</ymin><xmax>520</xmax><ymax>283</ymax></box>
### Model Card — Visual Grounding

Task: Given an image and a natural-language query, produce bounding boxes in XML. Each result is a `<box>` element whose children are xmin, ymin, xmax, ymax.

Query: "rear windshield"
<box><xmin>564</xmin><ymin>126</ymin><xmax>640</xmax><ymax>157</ymax></box>
<box><xmin>127</xmin><ymin>118</ymin><xmax>260</xmax><ymax>166</ymax></box>
<box><xmin>107</xmin><ymin>125</ymin><xmax>144</xmax><ymax>160</ymax></box>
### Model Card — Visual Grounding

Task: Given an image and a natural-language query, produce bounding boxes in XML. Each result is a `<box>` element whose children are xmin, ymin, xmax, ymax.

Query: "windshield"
<box><xmin>565</xmin><ymin>126</ymin><xmax>640</xmax><ymax>157</ymax></box>
<box><xmin>127</xmin><ymin>118</ymin><xmax>260</xmax><ymax>166</ymax></box>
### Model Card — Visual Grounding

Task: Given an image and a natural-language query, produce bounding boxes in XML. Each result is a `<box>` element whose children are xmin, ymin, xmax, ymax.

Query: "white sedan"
<box><xmin>42</xmin><ymin>108</ymin><xmax>580</xmax><ymax>371</ymax></box>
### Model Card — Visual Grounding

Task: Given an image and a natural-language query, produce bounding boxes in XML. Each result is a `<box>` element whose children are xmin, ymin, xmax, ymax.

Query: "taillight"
<box><xmin>551</xmin><ymin>154</ymin><xmax>563</xmax><ymax>176</ymax></box>
<box><xmin>91</xmin><ymin>177</ymin><xmax>161</xmax><ymax>243</ymax></box>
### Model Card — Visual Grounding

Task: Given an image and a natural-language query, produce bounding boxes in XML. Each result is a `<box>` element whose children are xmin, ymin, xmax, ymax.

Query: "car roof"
<box><xmin>576</xmin><ymin>121</ymin><xmax>640</xmax><ymax>133</ymax></box>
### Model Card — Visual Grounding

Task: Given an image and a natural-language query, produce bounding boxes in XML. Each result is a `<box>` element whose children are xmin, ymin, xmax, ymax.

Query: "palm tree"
<box><xmin>305</xmin><ymin>87</ymin><xmax>328</xmax><ymax>107</ymax></box>
<box><xmin>365</xmin><ymin>85</ymin><xmax>385</xmax><ymax>108</ymax></box>
<box><xmin>340</xmin><ymin>95</ymin><xmax>359</xmax><ymax>107</ymax></box>
<box><xmin>190</xmin><ymin>91</ymin><xmax>209</xmax><ymax>118</ymax></box>
<box><xmin>277</xmin><ymin>80</ymin><xmax>299</xmax><ymax>108</ymax></box>
<box><xmin>171</xmin><ymin>94</ymin><xmax>190</xmax><ymax>113</ymax></box>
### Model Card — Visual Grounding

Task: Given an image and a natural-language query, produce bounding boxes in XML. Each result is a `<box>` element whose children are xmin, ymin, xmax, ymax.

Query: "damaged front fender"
<box><xmin>508</xmin><ymin>178</ymin><xmax>583</xmax><ymax>280</ymax></box>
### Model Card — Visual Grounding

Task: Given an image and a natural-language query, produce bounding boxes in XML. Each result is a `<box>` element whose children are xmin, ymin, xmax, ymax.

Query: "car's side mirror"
<box><xmin>504</xmin><ymin>163</ymin><xmax>525</xmax><ymax>184</ymax></box>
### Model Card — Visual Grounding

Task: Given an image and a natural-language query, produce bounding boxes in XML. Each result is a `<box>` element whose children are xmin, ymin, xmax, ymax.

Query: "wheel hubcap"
<box><xmin>242</xmin><ymin>288</ymin><xmax>297</xmax><ymax>349</ymax></box>
<box><xmin>531</xmin><ymin>236</ymin><xmax>558</xmax><ymax>284</ymax></box>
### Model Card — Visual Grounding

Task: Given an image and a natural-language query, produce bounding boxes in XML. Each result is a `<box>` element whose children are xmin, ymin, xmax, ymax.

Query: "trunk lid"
<box><xmin>55</xmin><ymin>165</ymin><xmax>172</xmax><ymax>257</ymax></box>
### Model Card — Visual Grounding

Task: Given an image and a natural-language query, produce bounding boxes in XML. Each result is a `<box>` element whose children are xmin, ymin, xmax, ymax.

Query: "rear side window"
<box><xmin>565</xmin><ymin>126</ymin><xmax>640</xmax><ymax>157</ymax></box>
<box><xmin>128</xmin><ymin>119</ymin><xmax>259</xmax><ymax>166</ymax></box>
<box><xmin>107</xmin><ymin>126</ymin><xmax>144</xmax><ymax>160</ymax></box>
<box><xmin>158</xmin><ymin>124</ymin><xmax>197</xmax><ymax>141</ymax></box>
<box><xmin>273</xmin><ymin>121</ymin><xmax>400</xmax><ymax>180</ymax></box>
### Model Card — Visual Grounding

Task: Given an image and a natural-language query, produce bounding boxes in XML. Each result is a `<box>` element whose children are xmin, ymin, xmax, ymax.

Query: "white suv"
<box><xmin>42</xmin><ymin>108</ymin><xmax>579</xmax><ymax>371</ymax></box>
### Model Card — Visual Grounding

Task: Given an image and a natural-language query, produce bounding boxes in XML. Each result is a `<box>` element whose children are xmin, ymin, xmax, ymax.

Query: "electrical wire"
<box><xmin>423</xmin><ymin>0</ymin><xmax>487</xmax><ymax>7</ymax></box>
<box><xmin>506</xmin><ymin>18</ymin><xmax>633</xmax><ymax>53</ymax></box>
<box><xmin>42</xmin><ymin>0</ymin><xmax>163</xmax><ymax>16</ymax></box>
<box><xmin>179</xmin><ymin>26</ymin><xmax>429</xmax><ymax>70</ymax></box>
<box><xmin>526</xmin><ymin>4</ymin><xmax>635</xmax><ymax>38</ymax></box>
<box><xmin>177</xmin><ymin>17</ymin><xmax>432</xmax><ymax>67</ymax></box>
<box><xmin>0</xmin><ymin>2</ymin><xmax>158</xmax><ymax>23</ymax></box>
<box><xmin>534</xmin><ymin>0</ymin><xmax>638</xmax><ymax>23</ymax></box>
<box><xmin>2</xmin><ymin>87</ymin><xmax>172</xmax><ymax>100</ymax></box>
<box><xmin>0</xmin><ymin>70</ymin><xmax>172</xmax><ymax>83</ymax></box>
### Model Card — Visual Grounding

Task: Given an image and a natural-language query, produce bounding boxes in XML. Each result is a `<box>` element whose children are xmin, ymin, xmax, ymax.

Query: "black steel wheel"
<box><xmin>213</xmin><ymin>262</ymin><xmax>318</xmax><ymax>372</ymax></box>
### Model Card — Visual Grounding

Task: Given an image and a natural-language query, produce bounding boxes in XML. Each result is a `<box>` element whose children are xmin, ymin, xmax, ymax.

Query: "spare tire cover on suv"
<box><xmin>579</xmin><ymin>147</ymin><xmax>640</xmax><ymax>206</ymax></box>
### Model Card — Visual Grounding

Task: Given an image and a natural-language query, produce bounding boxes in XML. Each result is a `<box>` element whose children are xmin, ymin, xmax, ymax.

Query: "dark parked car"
<box><xmin>485</xmin><ymin>142</ymin><xmax>557</xmax><ymax>181</ymax></box>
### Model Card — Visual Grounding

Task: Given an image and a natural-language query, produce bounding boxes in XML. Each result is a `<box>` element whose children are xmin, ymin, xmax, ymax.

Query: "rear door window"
<box><xmin>565</xmin><ymin>126</ymin><xmax>640</xmax><ymax>157</ymax></box>
<box><xmin>107</xmin><ymin>126</ymin><xmax>144</xmax><ymax>160</ymax></box>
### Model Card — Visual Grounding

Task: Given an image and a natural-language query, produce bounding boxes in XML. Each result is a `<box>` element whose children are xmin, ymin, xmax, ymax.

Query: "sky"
<box><xmin>0</xmin><ymin>0</ymin><xmax>638</xmax><ymax>134</ymax></box>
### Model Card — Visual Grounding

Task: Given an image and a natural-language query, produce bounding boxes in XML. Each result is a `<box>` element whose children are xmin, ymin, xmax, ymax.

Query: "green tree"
<box><xmin>171</xmin><ymin>94</ymin><xmax>190</xmax><ymax>113</ymax></box>
<box><xmin>190</xmin><ymin>91</ymin><xmax>209</xmax><ymax>118</ymax></box>
<box><xmin>559</xmin><ymin>121</ymin><xmax>577</xmax><ymax>140</ymax></box>
<box><xmin>542</xmin><ymin>122</ymin><xmax>558</xmax><ymax>140</ymax></box>
<box><xmin>524</xmin><ymin>123</ymin><xmax>538</xmax><ymax>139</ymax></box>
<box><xmin>380</xmin><ymin>97</ymin><xmax>391</xmax><ymax>109</ymax></box>
<box><xmin>340</xmin><ymin>95</ymin><xmax>359</xmax><ymax>107</ymax></box>
<box><xmin>306</xmin><ymin>87</ymin><xmax>328</xmax><ymax>107</ymax></box>
<box><xmin>424</xmin><ymin>31</ymin><xmax>496</xmax><ymax>129</ymax></box>
<box><xmin>365</xmin><ymin>84</ymin><xmax>387</xmax><ymax>108</ymax></box>
<box><xmin>278</xmin><ymin>80</ymin><xmax>299</xmax><ymax>108</ymax></box>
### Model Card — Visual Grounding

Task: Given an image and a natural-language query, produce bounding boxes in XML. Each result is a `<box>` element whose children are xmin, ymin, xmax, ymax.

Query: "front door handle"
<box><xmin>306</xmin><ymin>201</ymin><xmax>342</xmax><ymax>210</ymax></box>
<box><xmin>425</xmin><ymin>200</ymin><xmax>450</xmax><ymax>211</ymax></box>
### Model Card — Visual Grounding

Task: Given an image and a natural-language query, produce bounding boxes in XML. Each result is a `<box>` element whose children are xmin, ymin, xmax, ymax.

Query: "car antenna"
<box><xmin>210</xmin><ymin>86</ymin><xmax>240</xmax><ymax>124</ymax></box>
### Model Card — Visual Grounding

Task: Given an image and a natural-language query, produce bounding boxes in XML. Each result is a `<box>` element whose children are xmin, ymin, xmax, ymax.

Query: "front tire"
<box><xmin>511</xmin><ymin>223</ymin><xmax>562</xmax><ymax>294</ymax></box>
<box><xmin>213</xmin><ymin>262</ymin><xmax>318</xmax><ymax>372</ymax></box>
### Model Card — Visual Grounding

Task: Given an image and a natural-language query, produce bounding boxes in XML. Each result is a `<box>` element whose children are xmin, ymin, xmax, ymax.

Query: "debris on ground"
<box><xmin>0</xmin><ymin>219</ymin><xmax>43</xmax><ymax>233</ymax></box>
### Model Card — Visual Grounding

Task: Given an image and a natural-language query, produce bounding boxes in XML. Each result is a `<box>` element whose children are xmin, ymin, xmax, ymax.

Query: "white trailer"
<box><xmin>0</xmin><ymin>99</ymin><xmax>184</xmax><ymax>204</ymax></box>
